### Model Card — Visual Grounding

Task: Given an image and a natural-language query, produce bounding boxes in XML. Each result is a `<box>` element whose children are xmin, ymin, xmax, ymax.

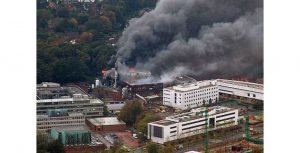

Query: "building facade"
<box><xmin>163</xmin><ymin>80</ymin><xmax>219</xmax><ymax>110</ymax></box>
<box><xmin>37</xmin><ymin>85</ymin><xmax>104</xmax><ymax>131</ymax></box>
<box><xmin>37</xmin><ymin>113</ymin><xmax>85</xmax><ymax>131</ymax></box>
<box><xmin>50</xmin><ymin>126</ymin><xmax>91</xmax><ymax>145</ymax></box>
<box><xmin>106</xmin><ymin>101</ymin><xmax>125</xmax><ymax>113</ymax></box>
<box><xmin>86</xmin><ymin>117</ymin><xmax>126</xmax><ymax>132</ymax></box>
<box><xmin>217</xmin><ymin>79</ymin><xmax>264</xmax><ymax>101</ymax></box>
<box><xmin>37</xmin><ymin>97</ymin><xmax>104</xmax><ymax>118</ymax></box>
<box><xmin>148</xmin><ymin>106</ymin><xmax>238</xmax><ymax>144</ymax></box>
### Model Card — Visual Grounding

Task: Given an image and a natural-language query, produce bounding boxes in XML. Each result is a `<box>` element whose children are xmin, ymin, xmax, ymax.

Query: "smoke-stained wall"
<box><xmin>113</xmin><ymin>0</ymin><xmax>263</xmax><ymax>82</ymax></box>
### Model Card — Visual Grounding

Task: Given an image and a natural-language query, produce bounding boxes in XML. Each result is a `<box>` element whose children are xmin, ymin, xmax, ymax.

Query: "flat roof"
<box><xmin>37</xmin><ymin>98</ymin><xmax>86</xmax><ymax>103</ymax></box>
<box><xmin>90</xmin><ymin>99</ymin><xmax>103</xmax><ymax>104</ymax></box>
<box><xmin>168</xmin><ymin>106</ymin><xmax>235</xmax><ymax>121</ymax></box>
<box><xmin>165</xmin><ymin>80</ymin><xmax>217</xmax><ymax>92</ymax></box>
<box><xmin>151</xmin><ymin>106</ymin><xmax>237</xmax><ymax>126</ymax></box>
<box><xmin>175</xmin><ymin>75</ymin><xmax>197</xmax><ymax>83</ymax></box>
<box><xmin>37</xmin><ymin>115</ymin><xmax>49</xmax><ymax>118</ymax></box>
<box><xmin>87</xmin><ymin>117</ymin><xmax>125</xmax><ymax>126</ymax></box>
<box><xmin>145</xmin><ymin>95</ymin><xmax>160</xmax><ymax>99</ymax></box>
<box><xmin>37</xmin><ymin>112</ymin><xmax>84</xmax><ymax>118</ymax></box>
<box><xmin>152</xmin><ymin>119</ymin><xmax>177</xmax><ymax>126</ymax></box>
<box><xmin>68</xmin><ymin>112</ymin><xmax>84</xmax><ymax>116</ymax></box>
<box><xmin>37</xmin><ymin>97</ymin><xmax>103</xmax><ymax>104</ymax></box>
<box><xmin>37</xmin><ymin>86</ymin><xmax>89</xmax><ymax>100</ymax></box>
<box><xmin>217</xmin><ymin>79</ymin><xmax>263</xmax><ymax>90</ymax></box>
<box><xmin>52</xmin><ymin>126</ymin><xmax>89</xmax><ymax>132</ymax></box>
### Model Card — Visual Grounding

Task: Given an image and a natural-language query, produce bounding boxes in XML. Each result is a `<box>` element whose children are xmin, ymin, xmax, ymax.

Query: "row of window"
<box><xmin>216</xmin><ymin>112</ymin><xmax>236</xmax><ymax>118</ymax></box>
<box><xmin>182</xmin><ymin>87</ymin><xmax>218</xmax><ymax>96</ymax></box>
<box><xmin>247</xmin><ymin>93</ymin><xmax>256</xmax><ymax>98</ymax></box>
<box><xmin>180</xmin><ymin>96</ymin><xmax>218</xmax><ymax>105</ymax></box>
<box><xmin>108</xmin><ymin>101</ymin><xmax>125</xmax><ymax>104</ymax></box>
<box><xmin>216</xmin><ymin>117</ymin><xmax>235</xmax><ymax>123</ymax></box>
<box><xmin>37</xmin><ymin>117</ymin><xmax>84</xmax><ymax>121</ymax></box>
<box><xmin>182</xmin><ymin>123</ymin><xmax>206</xmax><ymax>131</ymax></box>
<box><xmin>184</xmin><ymin>102</ymin><xmax>204</xmax><ymax>108</ymax></box>
<box><xmin>37</xmin><ymin>104</ymin><xmax>103</xmax><ymax>109</ymax></box>
<box><xmin>37</xmin><ymin>108</ymin><xmax>103</xmax><ymax>114</ymax></box>
<box><xmin>37</xmin><ymin>124</ymin><xmax>82</xmax><ymax>130</ymax></box>
<box><xmin>37</xmin><ymin>120</ymin><xmax>84</xmax><ymax>126</ymax></box>
<box><xmin>182</xmin><ymin>91</ymin><xmax>218</xmax><ymax>99</ymax></box>
<box><xmin>182</xmin><ymin>95</ymin><xmax>218</xmax><ymax>103</ymax></box>
<box><xmin>37</xmin><ymin>100</ymin><xmax>90</xmax><ymax>106</ymax></box>
<box><xmin>182</xmin><ymin>119</ymin><xmax>206</xmax><ymax>126</ymax></box>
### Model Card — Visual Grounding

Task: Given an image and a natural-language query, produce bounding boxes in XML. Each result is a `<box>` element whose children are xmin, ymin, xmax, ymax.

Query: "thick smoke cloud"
<box><xmin>114</xmin><ymin>0</ymin><xmax>263</xmax><ymax>82</ymax></box>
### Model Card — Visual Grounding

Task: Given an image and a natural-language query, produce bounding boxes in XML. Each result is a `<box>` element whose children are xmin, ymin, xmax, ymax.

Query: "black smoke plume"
<box><xmin>113</xmin><ymin>0</ymin><xmax>263</xmax><ymax>82</ymax></box>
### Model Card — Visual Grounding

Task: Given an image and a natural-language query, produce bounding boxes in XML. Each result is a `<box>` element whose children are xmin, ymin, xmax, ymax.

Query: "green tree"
<box><xmin>37</xmin><ymin>131</ymin><xmax>48</xmax><ymax>153</ymax></box>
<box><xmin>37</xmin><ymin>9</ymin><xmax>51</xmax><ymax>29</ymax></box>
<box><xmin>163</xmin><ymin>144</ymin><xmax>175</xmax><ymax>153</ymax></box>
<box><xmin>103</xmin><ymin>103</ymin><xmax>109</xmax><ymax>116</ymax></box>
<box><xmin>37</xmin><ymin>0</ymin><xmax>48</xmax><ymax>9</ymax></box>
<box><xmin>53</xmin><ymin>58</ymin><xmax>89</xmax><ymax>83</ymax></box>
<box><xmin>118</xmin><ymin>100</ymin><xmax>143</xmax><ymax>126</ymax></box>
<box><xmin>56</xmin><ymin>6</ymin><xmax>69</xmax><ymax>18</ymax></box>
<box><xmin>85</xmin><ymin>19</ymin><xmax>104</xmax><ymax>32</ymax></box>
<box><xmin>47</xmin><ymin>140</ymin><xmax>64</xmax><ymax>153</ymax></box>
<box><xmin>147</xmin><ymin>143</ymin><xmax>160</xmax><ymax>153</ymax></box>
<box><xmin>77</xmin><ymin>14</ymin><xmax>89</xmax><ymax>24</ymax></box>
<box><xmin>36</xmin><ymin>0</ymin><xmax>156</xmax><ymax>84</ymax></box>
<box><xmin>80</xmin><ymin>32</ymin><xmax>94</xmax><ymax>42</ymax></box>
<box><xmin>136</xmin><ymin>112</ymin><xmax>160</xmax><ymax>135</ymax></box>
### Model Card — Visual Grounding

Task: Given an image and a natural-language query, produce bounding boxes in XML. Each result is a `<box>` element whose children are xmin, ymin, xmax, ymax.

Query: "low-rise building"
<box><xmin>37</xmin><ymin>85</ymin><xmax>104</xmax><ymax>131</ymax></box>
<box><xmin>86</xmin><ymin>117</ymin><xmax>126</xmax><ymax>132</ymax></box>
<box><xmin>106</xmin><ymin>101</ymin><xmax>125</xmax><ymax>114</ymax></box>
<box><xmin>148</xmin><ymin>106</ymin><xmax>238</xmax><ymax>144</ymax></box>
<box><xmin>37</xmin><ymin>112</ymin><xmax>85</xmax><ymax>131</ymax></box>
<box><xmin>217</xmin><ymin>79</ymin><xmax>263</xmax><ymax>101</ymax></box>
<box><xmin>50</xmin><ymin>126</ymin><xmax>91</xmax><ymax>145</ymax></box>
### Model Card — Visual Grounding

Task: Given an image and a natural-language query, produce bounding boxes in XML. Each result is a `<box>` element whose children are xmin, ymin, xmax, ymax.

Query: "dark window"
<box><xmin>209</xmin><ymin>118</ymin><xmax>215</xmax><ymax>127</ymax></box>
<box><xmin>216</xmin><ymin>117</ymin><xmax>235</xmax><ymax>122</ymax></box>
<box><xmin>170</xmin><ymin>130</ymin><xmax>177</xmax><ymax>133</ymax></box>
<box><xmin>170</xmin><ymin>126</ymin><xmax>176</xmax><ymax>129</ymax></box>
<box><xmin>247</xmin><ymin>93</ymin><xmax>250</xmax><ymax>96</ymax></box>
<box><xmin>253</xmin><ymin>94</ymin><xmax>256</xmax><ymax>97</ymax></box>
<box><xmin>153</xmin><ymin>126</ymin><xmax>163</xmax><ymax>138</ymax></box>
<box><xmin>182</xmin><ymin>119</ymin><xmax>206</xmax><ymax>126</ymax></box>
<box><xmin>216</xmin><ymin>112</ymin><xmax>236</xmax><ymax>118</ymax></box>
<box><xmin>182</xmin><ymin>123</ymin><xmax>206</xmax><ymax>131</ymax></box>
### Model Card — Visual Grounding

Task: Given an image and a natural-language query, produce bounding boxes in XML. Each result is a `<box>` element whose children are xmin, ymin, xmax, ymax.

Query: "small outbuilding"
<box><xmin>86</xmin><ymin>117</ymin><xmax>126</xmax><ymax>132</ymax></box>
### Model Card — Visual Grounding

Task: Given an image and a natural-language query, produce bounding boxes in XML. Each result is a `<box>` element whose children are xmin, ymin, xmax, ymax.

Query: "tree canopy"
<box><xmin>147</xmin><ymin>143</ymin><xmax>160</xmax><ymax>153</ymax></box>
<box><xmin>37</xmin><ymin>0</ymin><xmax>156</xmax><ymax>84</ymax></box>
<box><xmin>136</xmin><ymin>112</ymin><xmax>160</xmax><ymax>135</ymax></box>
<box><xmin>117</xmin><ymin>100</ymin><xmax>143</xmax><ymax>126</ymax></box>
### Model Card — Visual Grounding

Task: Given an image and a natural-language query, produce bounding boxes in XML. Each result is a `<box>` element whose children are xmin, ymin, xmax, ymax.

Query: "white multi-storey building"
<box><xmin>106</xmin><ymin>101</ymin><xmax>125</xmax><ymax>114</ymax></box>
<box><xmin>163</xmin><ymin>79</ymin><xmax>264</xmax><ymax>110</ymax></box>
<box><xmin>37</xmin><ymin>112</ymin><xmax>85</xmax><ymax>131</ymax></box>
<box><xmin>37</xmin><ymin>97</ymin><xmax>104</xmax><ymax>118</ymax></box>
<box><xmin>216</xmin><ymin>79</ymin><xmax>263</xmax><ymax>101</ymax></box>
<box><xmin>37</xmin><ymin>85</ymin><xmax>104</xmax><ymax>131</ymax></box>
<box><xmin>163</xmin><ymin>80</ymin><xmax>219</xmax><ymax>110</ymax></box>
<box><xmin>148</xmin><ymin>106</ymin><xmax>238</xmax><ymax>144</ymax></box>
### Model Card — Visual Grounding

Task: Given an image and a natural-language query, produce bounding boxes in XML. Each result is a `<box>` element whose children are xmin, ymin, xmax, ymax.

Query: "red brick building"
<box><xmin>86</xmin><ymin>117</ymin><xmax>126</xmax><ymax>132</ymax></box>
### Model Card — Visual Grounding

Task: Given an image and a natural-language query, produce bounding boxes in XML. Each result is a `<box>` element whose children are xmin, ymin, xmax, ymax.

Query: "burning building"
<box><xmin>119</xmin><ymin>80</ymin><xmax>163</xmax><ymax>98</ymax></box>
